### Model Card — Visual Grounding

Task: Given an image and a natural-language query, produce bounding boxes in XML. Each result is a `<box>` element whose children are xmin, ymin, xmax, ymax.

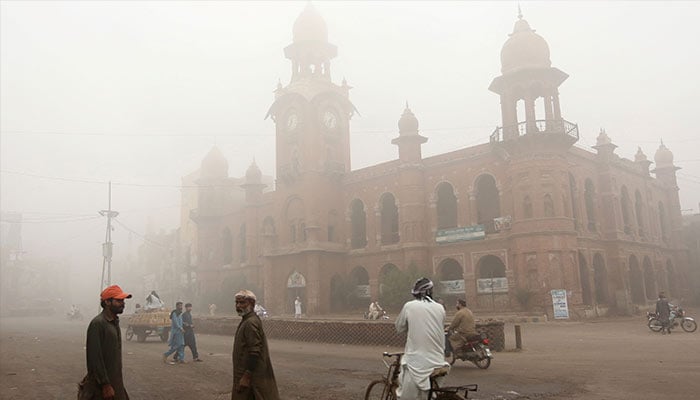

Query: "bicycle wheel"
<box><xmin>365</xmin><ymin>379</ymin><xmax>395</xmax><ymax>400</ymax></box>
<box><xmin>681</xmin><ymin>319</ymin><xmax>697</xmax><ymax>333</ymax></box>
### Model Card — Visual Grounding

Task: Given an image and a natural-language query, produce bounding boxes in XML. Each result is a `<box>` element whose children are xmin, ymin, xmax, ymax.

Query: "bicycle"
<box><xmin>364</xmin><ymin>352</ymin><xmax>478</xmax><ymax>400</ymax></box>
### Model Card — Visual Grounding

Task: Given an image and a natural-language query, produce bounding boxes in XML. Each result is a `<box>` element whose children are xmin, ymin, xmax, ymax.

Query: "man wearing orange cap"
<box><xmin>78</xmin><ymin>285</ymin><xmax>132</xmax><ymax>400</ymax></box>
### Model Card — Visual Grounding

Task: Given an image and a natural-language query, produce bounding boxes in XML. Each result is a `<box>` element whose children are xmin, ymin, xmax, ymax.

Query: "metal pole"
<box><xmin>99</xmin><ymin>181</ymin><xmax>119</xmax><ymax>290</ymax></box>
<box><xmin>515</xmin><ymin>324</ymin><xmax>522</xmax><ymax>350</ymax></box>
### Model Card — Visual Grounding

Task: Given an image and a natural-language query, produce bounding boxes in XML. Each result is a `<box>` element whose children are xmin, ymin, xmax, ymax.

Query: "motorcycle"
<box><xmin>363</xmin><ymin>309</ymin><xmax>389</xmax><ymax>320</ymax></box>
<box><xmin>445</xmin><ymin>331</ymin><xmax>493</xmax><ymax>369</ymax></box>
<box><xmin>647</xmin><ymin>304</ymin><xmax>697</xmax><ymax>333</ymax></box>
<box><xmin>66</xmin><ymin>309</ymin><xmax>84</xmax><ymax>321</ymax></box>
<box><xmin>254</xmin><ymin>304</ymin><xmax>269</xmax><ymax>318</ymax></box>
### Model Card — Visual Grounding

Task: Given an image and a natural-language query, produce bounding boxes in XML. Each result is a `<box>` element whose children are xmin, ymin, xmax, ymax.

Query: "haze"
<box><xmin>1</xmin><ymin>1</ymin><xmax>699</xmax><ymax>304</ymax></box>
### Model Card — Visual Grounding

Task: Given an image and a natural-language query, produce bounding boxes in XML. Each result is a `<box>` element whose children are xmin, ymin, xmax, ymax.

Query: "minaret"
<box><xmin>653</xmin><ymin>141</ymin><xmax>682</xmax><ymax>245</ymax></box>
<box><xmin>392</xmin><ymin>103</ymin><xmax>427</xmax><ymax>164</ymax></box>
<box><xmin>489</xmin><ymin>9</ymin><xmax>577</xmax><ymax>147</ymax></box>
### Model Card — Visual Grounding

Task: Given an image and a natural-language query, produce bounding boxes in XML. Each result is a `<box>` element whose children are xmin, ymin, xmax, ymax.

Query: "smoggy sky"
<box><xmin>2</xmin><ymin>1</ymin><xmax>699</xmax><ymax>282</ymax></box>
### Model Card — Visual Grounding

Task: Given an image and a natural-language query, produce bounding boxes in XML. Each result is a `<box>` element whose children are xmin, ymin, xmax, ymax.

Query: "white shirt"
<box><xmin>395</xmin><ymin>297</ymin><xmax>449</xmax><ymax>390</ymax></box>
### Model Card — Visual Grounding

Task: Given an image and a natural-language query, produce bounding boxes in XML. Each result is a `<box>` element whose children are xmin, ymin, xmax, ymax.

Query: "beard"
<box><xmin>109</xmin><ymin>303</ymin><xmax>125</xmax><ymax>315</ymax></box>
<box><xmin>236</xmin><ymin>305</ymin><xmax>253</xmax><ymax>316</ymax></box>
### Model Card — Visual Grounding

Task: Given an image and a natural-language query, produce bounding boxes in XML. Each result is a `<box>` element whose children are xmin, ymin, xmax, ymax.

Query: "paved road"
<box><xmin>1</xmin><ymin>313</ymin><xmax>699</xmax><ymax>399</ymax></box>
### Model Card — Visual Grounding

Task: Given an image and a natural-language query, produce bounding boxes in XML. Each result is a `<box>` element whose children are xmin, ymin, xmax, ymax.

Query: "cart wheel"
<box><xmin>126</xmin><ymin>326</ymin><xmax>134</xmax><ymax>341</ymax></box>
<box><xmin>134</xmin><ymin>328</ymin><xmax>147</xmax><ymax>342</ymax></box>
<box><xmin>160</xmin><ymin>327</ymin><xmax>170</xmax><ymax>342</ymax></box>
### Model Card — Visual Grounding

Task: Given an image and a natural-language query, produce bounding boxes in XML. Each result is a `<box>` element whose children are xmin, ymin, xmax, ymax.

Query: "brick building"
<box><xmin>188</xmin><ymin>5</ymin><xmax>690</xmax><ymax>316</ymax></box>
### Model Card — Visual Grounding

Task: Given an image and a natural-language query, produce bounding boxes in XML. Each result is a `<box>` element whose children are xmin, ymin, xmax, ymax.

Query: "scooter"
<box><xmin>445</xmin><ymin>332</ymin><xmax>493</xmax><ymax>369</ymax></box>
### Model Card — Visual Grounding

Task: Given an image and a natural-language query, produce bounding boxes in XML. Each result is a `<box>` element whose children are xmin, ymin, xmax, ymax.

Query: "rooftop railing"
<box><xmin>490</xmin><ymin>119</ymin><xmax>579</xmax><ymax>143</ymax></box>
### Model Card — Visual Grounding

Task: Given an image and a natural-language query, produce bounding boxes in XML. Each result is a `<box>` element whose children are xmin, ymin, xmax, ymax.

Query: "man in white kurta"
<box><xmin>395</xmin><ymin>278</ymin><xmax>450</xmax><ymax>400</ymax></box>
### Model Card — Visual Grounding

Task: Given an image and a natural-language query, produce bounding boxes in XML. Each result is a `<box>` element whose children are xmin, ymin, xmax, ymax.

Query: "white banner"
<box><xmin>551</xmin><ymin>289</ymin><xmax>569</xmax><ymax>319</ymax></box>
<box><xmin>476</xmin><ymin>277</ymin><xmax>508</xmax><ymax>294</ymax></box>
<box><xmin>439</xmin><ymin>279</ymin><xmax>465</xmax><ymax>294</ymax></box>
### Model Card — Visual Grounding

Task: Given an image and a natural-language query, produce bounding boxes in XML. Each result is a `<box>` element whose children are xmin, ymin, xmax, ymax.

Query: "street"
<box><xmin>1</xmin><ymin>313</ymin><xmax>699</xmax><ymax>399</ymax></box>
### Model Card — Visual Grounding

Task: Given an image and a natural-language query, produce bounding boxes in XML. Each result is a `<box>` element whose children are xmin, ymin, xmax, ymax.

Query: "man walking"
<box><xmin>78</xmin><ymin>284</ymin><xmax>132</xmax><ymax>400</ymax></box>
<box><xmin>182</xmin><ymin>303</ymin><xmax>202</xmax><ymax>362</ymax></box>
<box><xmin>163</xmin><ymin>301</ymin><xmax>185</xmax><ymax>363</ymax></box>
<box><xmin>395</xmin><ymin>278</ymin><xmax>450</xmax><ymax>400</ymax></box>
<box><xmin>446</xmin><ymin>299</ymin><xmax>478</xmax><ymax>357</ymax></box>
<box><xmin>232</xmin><ymin>290</ymin><xmax>279</xmax><ymax>400</ymax></box>
<box><xmin>294</xmin><ymin>296</ymin><xmax>302</xmax><ymax>318</ymax></box>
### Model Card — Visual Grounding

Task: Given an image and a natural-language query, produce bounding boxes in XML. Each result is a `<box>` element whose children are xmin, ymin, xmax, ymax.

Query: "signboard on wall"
<box><xmin>476</xmin><ymin>277</ymin><xmax>508</xmax><ymax>294</ymax></box>
<box><xmin>551</xmin><ymin>289</ymin><xmax>570</xmax><ymax>319</ymax></box>
<box><xmin>287</xmin><ymin>271</ymin><xmax>306</xmax><ymax>288</ymax></box>
<box><xmin>436</xmin><ymin>225</ymin><xmax>485</xmax><ymax>244</ymax></box>
<box><xmin>493</xmin><ymin>216</ymin><xmax>512</xmax><ymax>231</ymax></box>
<box><xmin>355</xmin><ymin>285</ymin><xmax>370</xmax><ymax>298</ymax></box>
<box><xmin>439</xmin><ymin>280</ymin><xmax>465</xmax><ymax>294</ymax></box>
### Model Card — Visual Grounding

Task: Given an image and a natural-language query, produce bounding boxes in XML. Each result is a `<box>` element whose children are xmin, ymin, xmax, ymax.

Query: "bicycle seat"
<box><xmin>383</xmin><ymin>352</ymin><xmax>405</xmax><ymax>357</ymax></box>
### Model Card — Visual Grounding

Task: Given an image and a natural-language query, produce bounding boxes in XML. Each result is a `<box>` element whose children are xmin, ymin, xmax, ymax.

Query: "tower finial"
<box><xmin>517</xmin><ymin>3</ymin><xmax>523</xmax><ymax>20</ymax></box>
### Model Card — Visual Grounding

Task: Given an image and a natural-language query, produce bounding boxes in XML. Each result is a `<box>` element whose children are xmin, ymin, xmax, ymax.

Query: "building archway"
<box><xmin>379</xmin><ymin>263</ymin><xmax>400</xmax><ymax>295</ymax></box>
<box><xmin>350</xmin><ymin>265</ymin><xmax>370</xmax><ymax>300</ymax></box>
<box><xmin>436</xmin><ymin>182</ymin><xmax>458</xmax><ymax>229</ymax></box>
<box><xmin>578</xmin><ymin>252</ymin><xmax>592</xmax><ymax>305</ymax></box>
<box><xmin>475</xmin><ymin>175</ymin><xmax>500</xmax><ymax>233</ymax></box>
<box><xmin>350</xmin><ymin>199</ymin><xmax>367</xmax><ymax>249</ymax></box>
<box><xmin>592</xmin><ymin>253</ymin><xmax>608</xmax><ymax>304</ymax></box>
<box><xmin>379</xmin><ymin>194</ymin><xmax>399</xmax><ymax>244</ymax></box>
<box><xmin>285</xmin><ymin>270</ymin><xmax>307</xmax><ymax>315</ymax></box>
<box><xmin>643</xmin><ymin>256</ymin><xmax>656</xmax><ymax>301</ymax></box>
<box><xmin>628</xmin><ymin>255</ymin><xmax>645</xmax><ymax>304</ymax></box>
<box><xmin>666</xmin><ymin>260</ymin><xmax>676</xmax><ymax>298</ymax></box>
<box><xmin>437</xmin><ymin>258</ymin><xmax>464</xmax><ymax>303</ymax></box>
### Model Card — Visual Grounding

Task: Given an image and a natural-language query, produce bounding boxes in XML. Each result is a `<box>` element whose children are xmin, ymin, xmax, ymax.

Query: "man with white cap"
<box><xmin>78</xmin><ymin>284</ymin><xmax>132</xmax><ymax>400</ymax></box>
<box><xmin>395</xmin><ymin>277</ymin><xmax>450</xmax><ymax>400</ymax></box>
<box><xmin>231</xmin><ymin>289</ymin><xmax>279</xmax><ymax>400</ymax></box>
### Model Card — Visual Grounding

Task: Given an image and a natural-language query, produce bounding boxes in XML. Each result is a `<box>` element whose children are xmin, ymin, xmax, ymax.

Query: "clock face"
<box><xmin>323</xmin><ymin>110</ymin><xmax>338</xmax><ymax>130</ymax></box>
<box><xmin>286</xmin><ymin>112</ymin><xmax>299</xmax><ymax>132</ymax></box>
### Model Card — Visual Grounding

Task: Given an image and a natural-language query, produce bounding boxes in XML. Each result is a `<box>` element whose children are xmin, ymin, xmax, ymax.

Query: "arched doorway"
<box><xmin>578</xmin><ymin>252</ymin><xmax>592</xmax><ymax>305</ymax></box>
<box><xmin>350</xmin><ymin>199</ymin><xmax>367</xmax><ymax>249</ymax></box>
<box><xmin>286</xmin><ymin>270</ymin><xmax>307</xmax><ymax>315</ymax></box>
<box><xmin>666</xmin><ymin>260</ymin><xmax>676</xmax><ymax>297</ymax></box>
<box><xmin>592</xmin><ymin>253</ymin><xmax>608</xmax><ymax>304</ymax></box>
<box><xmin>350</xmin><ymin>266</ymin><xmax>370</xmax><ymax>303</ymax></box>
<box><xmin>330</xmin><ymin>274</ymin><xmax>344</xmax><ymax>312</ymax></box>
<box><xmin>628</xmin><ymin>255</ymin><xmax>644</xmax><ymax>304</ymax></box>
<box><xmin>437</xmin><ymin>258</ymin><xmax>464</xmax><ymax>304</ymax></box>
<box><xmin>475</xmin><ymin>175</ymin><xmax>500</xmax><ymax>233</ymax></box>
<box><xmin>436</xmin><ymin>182</ymin><xmax>458</xmax><ymax>229</ymax></box>
<box><xmin>379</xmin><ymin>194</ymin><xmax>399</xmax><ymax>244</ymax></box>
<box><xmin>643</xmin><ymin>256</ymin><xmax>656</xmax><ymax>301</ymax></box>
<box><xmin>476</xmin><ymin>255</ymin><xmax>508</xmax><ymax>309</ymax></box>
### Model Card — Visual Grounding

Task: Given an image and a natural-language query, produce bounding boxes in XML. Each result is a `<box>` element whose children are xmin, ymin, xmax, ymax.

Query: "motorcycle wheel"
<box><xmin>473</xmin><ymin>354</ymin><xmax>491</xmax><ymax>370</ymax></box>
<box><xmin>648</xmin><ymin>318</ymin><xmax>663</xmax><ymax>332</ymax></box>
<box><xmin>681</xmin><ymin>319</ymin><xmax>697</xmax><ymax>333</ymax></box>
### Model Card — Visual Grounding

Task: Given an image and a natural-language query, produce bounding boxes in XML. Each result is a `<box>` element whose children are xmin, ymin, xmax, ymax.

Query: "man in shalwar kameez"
<box><xmin>231</xmin><ymin>290</ymin><xmax>279</xmax><ymax>400</ymax></box>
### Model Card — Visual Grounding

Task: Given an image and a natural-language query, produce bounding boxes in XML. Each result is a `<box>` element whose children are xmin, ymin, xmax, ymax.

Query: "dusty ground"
<box><xmin>1</xmin><ymin>311</ymin><xmax>699</xmax><ymax>400</ymax></box>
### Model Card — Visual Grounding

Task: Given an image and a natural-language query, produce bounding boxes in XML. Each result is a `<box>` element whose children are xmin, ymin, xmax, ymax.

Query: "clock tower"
<box><xmin>266</xmin><ymin>2</ymin><xmax>356</xmax><ymax>186</ymax></box>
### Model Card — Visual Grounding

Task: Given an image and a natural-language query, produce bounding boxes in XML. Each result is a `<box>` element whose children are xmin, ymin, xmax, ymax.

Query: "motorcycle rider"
<box><xmin>656</xmin><ymin>291</ymin><xmax>672</xmax><ymax>335</ymax></box>
<box><xmin>446</xmin><ymin>299</ymin><xmax>478</xmax><ymax>357</ymax></box>
<box><xmin>395</xmin><ymin>277</ymin><xmax>450</xmax><ymax>400</ymax></box>
<box><xmin>368</xmin><ymin>300</ymin><xmax>383</xmax><ymax>320</ymax></box>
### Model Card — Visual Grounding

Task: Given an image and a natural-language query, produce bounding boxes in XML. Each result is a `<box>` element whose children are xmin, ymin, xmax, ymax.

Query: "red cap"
<box><xmin>100</xmin><ymin>285</ymin><xmax>132</xmax><ymax>301</ymax></box>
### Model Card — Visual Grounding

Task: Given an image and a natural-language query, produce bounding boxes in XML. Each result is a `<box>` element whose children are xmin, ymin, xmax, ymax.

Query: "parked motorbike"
<box><xmin>66</xmin><ymin>309</ymin><xmax>84</xmax><ymax>321</ymax></box>
<box><xmin>445</xmin><ymin>332</ymin><xmax>493</xmax><ymax>369</ymax></box>
<box><xmin>647</xmin><ymin>304</ymin><xmax>697</xmax><ymax>333</ymax></box>
<box><xmin>363</xmin><ymin>310</ymin><xmax>389</xmax><ymax>320</ymax></box>
<box><xmin>254</xmin><ymin>304</ymin><xmax>269</xmax><ymax>318</ymax></box>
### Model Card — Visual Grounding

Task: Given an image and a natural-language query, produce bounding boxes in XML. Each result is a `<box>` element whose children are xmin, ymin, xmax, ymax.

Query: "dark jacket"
<box><xmin>231</xmin><ymin>311</ymin><xmax>279</xmax><ymax>400</ymax></box>
<box><xmin>79</xmin><ymin>311</ymin><xmax>129</xmax><ymax>400</ymax></box>
<box><xmin>656</xmin><ymin>298</ymin><xmax>671</xmax><ymax>322</ymax></box>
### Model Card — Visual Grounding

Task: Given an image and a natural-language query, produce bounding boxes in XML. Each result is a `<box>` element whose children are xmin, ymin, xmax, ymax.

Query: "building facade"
<box><xmin>188</xmin><ymin>5</ymin><xmax>691</xmax><ymax>316</ymax></box>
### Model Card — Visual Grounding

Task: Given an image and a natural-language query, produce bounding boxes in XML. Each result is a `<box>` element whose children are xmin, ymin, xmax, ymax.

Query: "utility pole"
<box><xmin>99</xmin><ymin>181</ymin><xmax>119</xmax><ymax>290</ymax></box>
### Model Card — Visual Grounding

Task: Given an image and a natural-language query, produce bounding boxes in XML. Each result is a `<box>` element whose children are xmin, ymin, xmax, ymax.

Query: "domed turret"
<box><xmin>293</xmin><ymin>3</ymin><xmax>328</xmax><ymax>43</ymax></box>
<box><xmin>500</xmin><ymin>11</ymin><xmax>551</xmax><ymax>74</ymax></box>
<box><xmin>245</xmin><ymin>159</ymin><xmax>262</xmax><ymax>184</ymax></box>
<box><xmin>596</xmin><ymin>128</ymin><xmax>612</xmax><ymax>146</ymax></box>
<box><xmin>654</xmin><ymin>140</ymin><xmax>675</xmax><ymax>168</ymax></box>
<box><xmin>398</xmin><ymin>103</ymin><xmax>419</xmax><ymax>134</ymax></box>
<box><xmin>201</xmin><ymin>146</ymin><xmax>229</xmax><ymax>178</ymax></box>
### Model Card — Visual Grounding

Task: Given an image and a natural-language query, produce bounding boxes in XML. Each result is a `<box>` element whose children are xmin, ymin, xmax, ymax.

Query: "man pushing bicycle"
<box><xmin>395</xmin><ymin>278</ymin><xmax>451</xmax><ymax>400</ymax></box>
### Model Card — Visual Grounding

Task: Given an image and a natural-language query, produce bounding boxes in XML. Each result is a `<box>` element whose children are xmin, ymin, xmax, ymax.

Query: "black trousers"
<box><xmin>184</xmin><ymin>329</ymin><xmax>199</xmax><ymax>359</ymax></box>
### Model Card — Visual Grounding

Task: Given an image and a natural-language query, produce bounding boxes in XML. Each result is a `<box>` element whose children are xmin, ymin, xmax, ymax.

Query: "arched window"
<box><xmin>658</xmin><ymin>202</ymin><xmax>668</xmax><ymax>240</ymax></box>
<box><xmin>239</xmin><ymin>224</ymin><xmax>246</xmax><ymax>262</ymax></box>
<box><xmin>222</xmin><ymin>227</ymin><xmax>233</xmax><ymax>264</ymax></box>
<box><xmin>593</xmin><ymin>253</ymin><xmax>608</xmax><ymax>304</ymax></box>
<box><xmin>350</xmin><ymin>199</ymin><xmax>367</xmax><ymax>249</ymax></box>
<box><xmin>628</xmin><ymin>255</ymin><xmax>644</xmax><ymax>304</ymax></box>
<box><xmin>643</xmin><ymin>257</ymin><xmax>656</xmax><ymax>300</ymax></box>
<box><xmin>286</xmin><ymin>197</ymin><xmax>305</xmax><ymax>244</ymax></box>
<box><xmin>523</xmin><ymin>195</ymin><xmax>533</xmax><ymax>219</ymax></box>
<box><xmin>543</xmin><ymin>194</ymin><xmax>555</xmax><ymax>217</ymax></box>
<box><xmin>584</xmin><ymin>179</ymin><xmax>597</xmax><ymax>231</ymax></box>
<box><xmin>635</xmin><ymin>190</ymin><xmax>645</xmax><ymax>235</ymax></box>
<box><xmin>475</xmin><ymin>175</ymin><xmax>500</xmax><ymax>233</ymax></box>
<box><xmin>380</xmin><ymin>193</ymin><xmax>399</xmax><ymax>244</ymax></box>
<box><xmin>262</xmin><ymin>216</ymin><xmax>276</xmax><ymax>235</ymax></box>
<box><xmin>436</xmin><ymin>182</ymin><xmax>458</xmax><ymax>229</ymax></box>
<box><xmin>578</xmin><ymin>252</ymin><xmax>592</xmax><ymax>305</ymax></box>
<box><xmin>620</xmin><ymin>186</ymin><xmax>632</xmax><ymax>234</ymax></box>
<box><xmin>569</xmin><ymin>173</ymin><xmax>579</xmax><ymax>228</ymax></box>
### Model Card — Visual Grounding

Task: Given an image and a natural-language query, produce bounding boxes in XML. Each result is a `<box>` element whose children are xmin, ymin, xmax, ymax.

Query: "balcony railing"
<box><xmin>490</xmin><ymin>119</ymin><xmax>579</xmax><ymax>143</ymax></box>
